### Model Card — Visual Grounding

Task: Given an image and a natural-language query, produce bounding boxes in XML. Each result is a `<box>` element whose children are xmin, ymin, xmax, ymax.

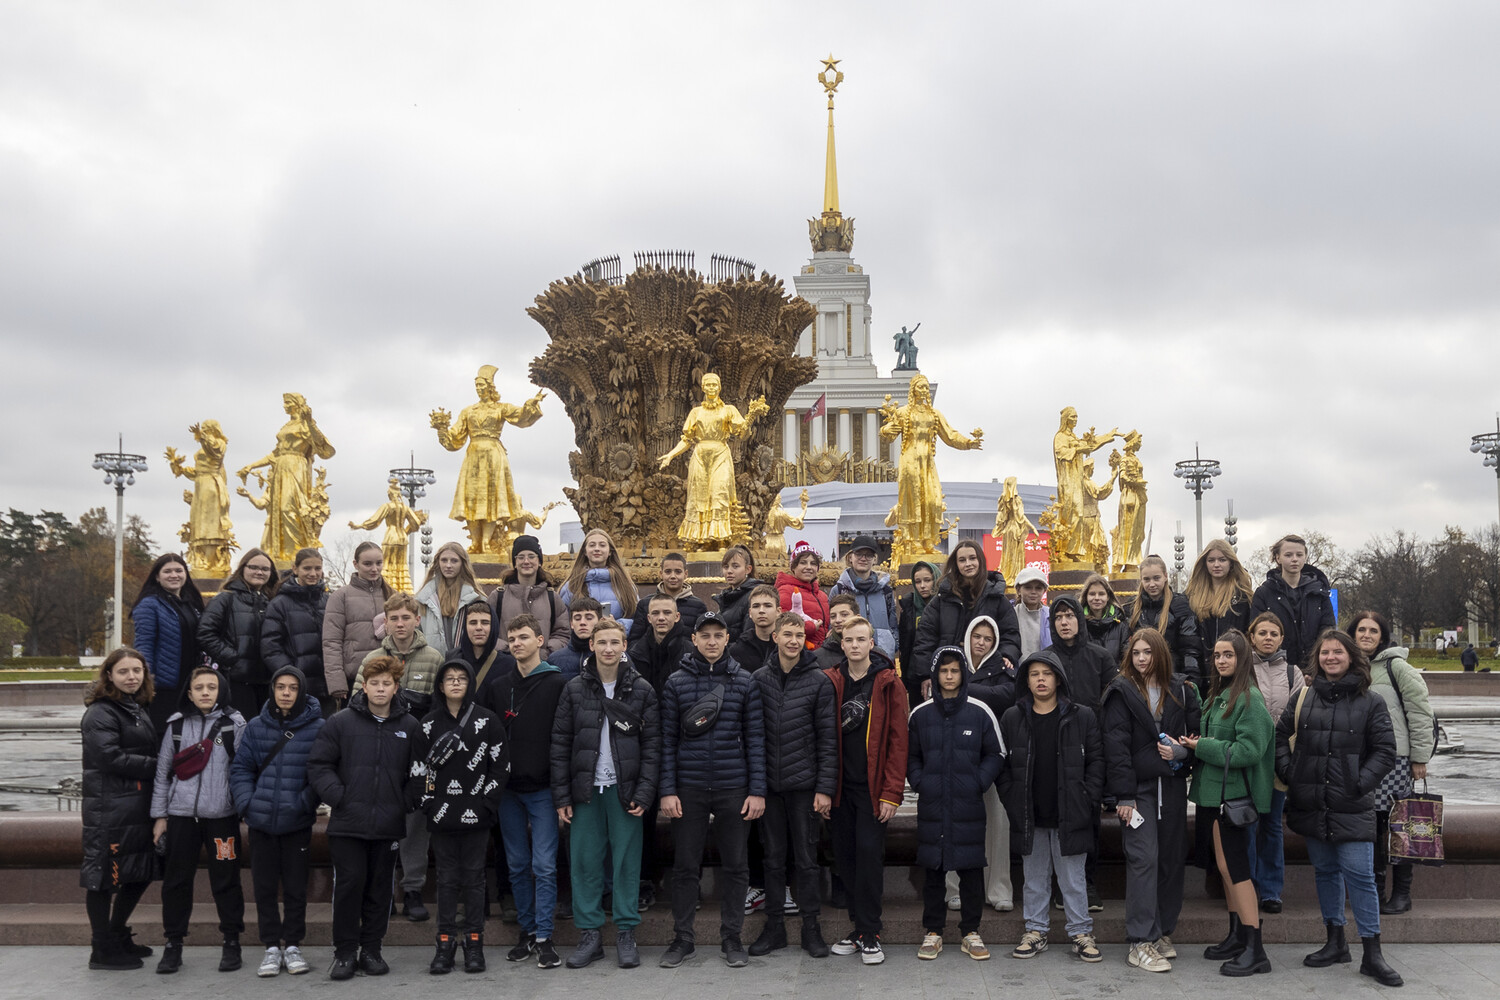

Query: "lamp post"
<box><xmin>92</xmin><ymin>436</ymin><xmax>148</xmax><ymax>650</ymax></box>
<box><xmin>1224</xmin><ymin>499</ymin><xmax>1238</xmax><ymax>550</ymax></box>
<box><xmin>1471</xmin><ymin>416</ymin><xmax>1500</xmax><ymax>527</ymax></box>
<box><xmin>1173</xmin><ymin>444</ymin><xmax>1222</xmax><ymax>558</ymax></box>
<box><xmin>390</xmin><ymin>452</ymin><xmax>436</xmax><ymax>592</ymax></box>
<box><xmin>1173</xmin><ymin>521</ymin><xmax>1185</xmax><ymax>577</ymax></box>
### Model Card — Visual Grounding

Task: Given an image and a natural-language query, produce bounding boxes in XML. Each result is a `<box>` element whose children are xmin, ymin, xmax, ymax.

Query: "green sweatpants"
<box><xmin>570</xmin><ymin>784</ymin><xmax>644</xmax><ymax>930</ymax></box>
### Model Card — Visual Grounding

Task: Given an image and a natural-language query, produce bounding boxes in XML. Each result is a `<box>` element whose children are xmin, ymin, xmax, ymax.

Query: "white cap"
<box><xmin>1015</xmin><ymin>567</ymin><xmax>1049</xmax><ymax>587</ymax></box>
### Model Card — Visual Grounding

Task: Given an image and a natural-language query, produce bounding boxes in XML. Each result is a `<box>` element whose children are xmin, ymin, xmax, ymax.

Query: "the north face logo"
<box><xmin>460</xmin><ymin>809</ymin><xmax>478</xmax><ymax>825</ymax></box>
<box><xmin>214</xmin><ymin>837</ymin><xmax>237</xmax><ymax>861</ymax></box>
<box><xmin>446</xmin><ymin>779</ymin><xmax>463</xmax><ymax>795</ymax></box>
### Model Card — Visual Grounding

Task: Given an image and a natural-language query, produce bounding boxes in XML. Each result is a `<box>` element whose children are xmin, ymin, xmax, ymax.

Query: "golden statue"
<box><xmin>165</xmin><ymin>421</ymin><xmax>237</xmax><ymax>576</ymax></box>
<box><xmin>993</xmin><ymin>476</ymin><xmax>1035</xmax><ymax>586</ymax></box>
<box><xmin>488</xmin><ymin>500</ymin><xmax>564</xmax><ymax>560</ymax></box>
<box><xmin>1051</xmin><ymin>407</ymin><xmax>1118</xmax><ymax>565</ymax></box>
<box><xmin>1110</xmin><ymin>430</ymin><xmax>1148</xmax><ymax>573</ymax></box>
<box><xmin>879</xmin><ymin>374</ymin><xmax>982</xmax><ymax>559</ymax></box>
<box><xmin>236</xmin><ymin>393</ymin><xmax>336</xmax><ymax>564</ymax></box>
<box><xmin>1079</xmin><ymin>459</ymin><xmax>1116</xmax><ymax>574</ymax></box>
<box><xmin>763</xmin><ymin>489</ymin><xmax>810</xmax><ymax>554</ymax></box>
<box><xmin>349</xmin><ymin>479</ymin><xmax>428</xmax><ymax>592</ymax></box>
<box><xmin>658</xmin><ymin>373</ymin><xmax>769</xmax><ymax>547</ymax></box>
<box><xmin>430</xmin><ymin>366</ymin><xmax>545</xmax><ymax>556</ymax></box>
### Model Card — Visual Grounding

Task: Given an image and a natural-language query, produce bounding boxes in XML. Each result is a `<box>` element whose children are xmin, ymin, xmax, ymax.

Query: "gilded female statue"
<box><xmin>236</xmin><ymin>393</ymin><xmax>336</xmax><ymax>564</ymax></box>
<box><xmin>879</xmin><ymin>374</ymin><xmax>982</xmax><ymax>556</ymax></box>
<box><xmin>431</xmin><ymin>366</ymin><xmax>545</xmax><ymax>555</ymax></box>
<box><xmin>1078</xmin><ymin>459</ymin><xmax>1116</xmax><ymax>573</ymax></box>
<box><xmin>763</xmin><ymin>489</ymin><xmax>810</xmax><ymax>554</ymax></box>
<box><xmin>165</xmin><ymin>420</ymin><xmax>236</xmax><ymax>576</ymax></box>
<box><xmin>658</xmin><ymin>373</ymin><xmax>769</xmax><ymax>547</ymax></box>
<box><xmin>1052</xmin><ymin>406</ymin><xmax>1118</xmax><ymax>562</ymax></box>
<box><xmin>348</xmin><ymin>479</ymin><xmax>428</xmax><ymax>592</ymax></box>
<box><xmin>1110</xmin><ymin>430</ymin><xmax>1148</xmax><ymax>572</ymax></box>
<box><xmin>992</xmin><ymin>476</ymin><xmax>1035</xmax><ymax>586</ymax></box>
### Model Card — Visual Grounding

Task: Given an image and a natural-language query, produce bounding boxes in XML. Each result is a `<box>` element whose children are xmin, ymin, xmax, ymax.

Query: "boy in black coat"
<box><xmin>728</xmin><ymin>584</ymin><xmax>781</xmax><ymax>671</ymax></box>
<box><xmin>627</xmin><ymin>593</ymin><xmax>692</xmax><ymax>694</ymax></box>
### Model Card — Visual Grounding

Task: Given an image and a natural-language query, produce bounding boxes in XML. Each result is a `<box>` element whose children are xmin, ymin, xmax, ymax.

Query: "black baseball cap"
<box><xmin>693</xmin><ymin>611</ymin><xmax>729</xmax><ymax>633</ymax></box>
<box><xmin>849</xmin><ymin>535</ymin><xmax>879</xmax><ymax>555</ymax></box>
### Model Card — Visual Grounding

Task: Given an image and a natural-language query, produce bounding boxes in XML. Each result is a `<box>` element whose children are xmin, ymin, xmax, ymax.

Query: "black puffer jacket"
<box><xmin>198</xmin><ymin>578</ymin><xmax>272</xmax><ymax>684</ymax></box>
<box><xmin>1084</xmin><ymin>603</ymin><xmax>1127</xmax><ymax>665</ymax></box>
<box><xmin>80</xmin><ymin>694</ymin><xmax>158</xmax><ymax>891</ymax></box>
<box><xmin>627</xmin><ymin>590</ymin><xmax>709</xmax><ymax>641</ymax></box>
<box><xmin>754</xmin><ymin>649</ymin><xmax>838</xmax><ymax>795</ymax></box>
<box><xmin>998</xmin><ymin>650</ymin><xmax>1105</xmax><ymax>856</ymax></box>
<box><xmin>1047</xmin><ymin>596</ymin><xmax>1117</xmax><ymax>711</ymax></box>
<box><xmin>628</xmin><ymin>624</ymin><xmax>693</xmax><ymax>695</ymax></box>
<box><xmin>1196</xmin><ymin>594</ymin><xmax>1251</xmax><ymax>653</ymax></box>
<box><xmin>307</xmin><ymin>689</ymin><xmax>422</xmax><ymax>840</ymax></box>
<box><xmin>714</xmin><ymin>577</ymin><xmax>765</xmax><ymax>643</ymax></box>
<box><xmin>551</xmin><ymin>657</ymin><xmax>661</xmax><ymax>810</ymax></box>
<box><xmin>1250</xmin><ymin>566</ymin><xmax>1338</xmax><ymax>670</ymax></box>
<box><xmin>911</xmin><ymin>571</ymin><xmax>1022</xmax><ymax>681</ymax></box>
<box><xmin>907</xmin><ymin>650</ymin><xmax>1004</xmax><ymax>871</ymax></box>
<box><xmin>1275</xmin><ymin>673</ymin><xmax>1396</xmax><ymax>843</ymax></box>
<box><xmin>1100</xmin><ymin>673</ymin><xmax>1202</xmax><ymax>805</ymax></box>
<box><xmin>261</xmin><ymin>581</ymin><xmax>328</xmax><ymax>697</ymax></box>
<box><xmin>417</xmin><ymin>659</ymin><xmax>509</xmax><ymax>832</ymax></box>
<box><xmin>659</xmin><ymin>650</ymin><xmax>766</xmax><ymax>798</ymax></box>
<box><xmin>1124</xmin><ymin>591</ymin><xmax>1203</xmax><ymax>690</ymax></box>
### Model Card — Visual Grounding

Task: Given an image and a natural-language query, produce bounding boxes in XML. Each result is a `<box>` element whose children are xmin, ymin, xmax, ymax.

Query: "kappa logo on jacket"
<box><xmin>467</xmin><ymin>743</ymin><xmax>487</xmax><ymax>771</ymax></box>
<box><xmin>433</xmin><ymin>803</ymin><xmax>449</xmax><ymax>823</ymax></box>
<box><xmin>470</xmin><ymin>773</ymin><xmax>486</xmax><ymax>795</ymax></box>
<box><xmin>473</xmin><ymin>717</ymin><xmax>488</xmax><ymax>732</ymax></box>
<box><xmin>409</xmin><ymin>761</ymin><xmax>424</xmax><ymax>777</ymax></box>
<box><xmin>422</xmin><ymin>720</ymin><xmax>434</xmax><ymax>736</ymax></box>
<box><xmin>446</xmin><ymin>779</ymin><xmax>463</xmax><ymax>795</ymax></box>
<box><xmin>489</xmin><ymin>744</ymin><xmax>504</xmax><ymax>761</ymax></box>
<box><xmin>460</xmin><ymin>808</ymin><xmax>478</xmax><ymax>825</ymax></box>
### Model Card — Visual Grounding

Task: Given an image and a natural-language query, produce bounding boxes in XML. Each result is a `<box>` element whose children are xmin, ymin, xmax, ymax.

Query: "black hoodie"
<box><xmin>453</xmin><ymin>614</ymin><xmax>518</xmax><ymax>690</ymax></box>
<box><xmin>477</xmin><ymin>656</ymin><xmax>565</xmax><ymax>793</ymax></box>
<box><xmin>416</xmin><ymin>658</ymin><xmax>509</xmax><ymax>832</ymax></box>
<box><xmin>1045</xmin><ymin>595</ymin><xmax>1117</xmax><ymax>711</ymax></box>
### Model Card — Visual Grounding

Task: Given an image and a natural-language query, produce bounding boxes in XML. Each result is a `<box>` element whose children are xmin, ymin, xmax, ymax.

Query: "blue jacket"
<box><xmin>659</xmin><ymin>649</ymin><xmax>766</xmax><ymax>798</ymax></box>
<box><xmin>907</xmin><ymin>646</ymin><xmax>1004</xmax><ymax>871</ymax></box>
<box><xmin>230</xmin><ymin>666</ymin><xmax>325</xmax><ymax>835</ymax></box>
<box><xmin>132</xmin><ymin>593</ymin><xmax>197</xmax><ymax>689</ymax></box>
<box><xmin>829</xmin><ymin>569</ymin><xmax>899</xmax><ymax>660</ymax></box>
<box><xmin>559</xmin><ymin>568</ymin><xmax>633</xmax><ymax>633</ymax></box>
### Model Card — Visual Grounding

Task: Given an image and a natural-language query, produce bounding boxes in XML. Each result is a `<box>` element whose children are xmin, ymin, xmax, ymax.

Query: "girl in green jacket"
<box><xmin>1183</xmin><ymin>630</ymin><xmax>1275</xmax><ymax>978</ymax></box>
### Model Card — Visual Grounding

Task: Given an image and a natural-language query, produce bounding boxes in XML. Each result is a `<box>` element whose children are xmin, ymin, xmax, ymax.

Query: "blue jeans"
<box><xmin>498</xmin><ymin>789</ymin><xmax>559</xmax><ymax>940</ymax></box>
<box><xmin>1304</xmin><ymin>837</ymin><xmax>1380</xmax><ymax>937</ymax></box>
<box><xmin>1249</xmin><ymin>788</ymin><xmax>1287</xmax><ymax>902</ymax></box>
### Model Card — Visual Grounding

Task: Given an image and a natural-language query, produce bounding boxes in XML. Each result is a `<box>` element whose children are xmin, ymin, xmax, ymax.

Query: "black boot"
<box><xmin>1360</xmin><ymin>934</ymin><xmax>1403</xmax><ymax>987</ymax></box>
<box><xmin>430</xmin><ymin>934</ymin><xmax>458</xmax><ymax>974</ymax></box>
<box><xmin>801</xmin><ymin>918</ymin><xmax>830</xmax><ymax>958</ymax></box>
<box><xmin>115</xmin><ymin>925</ymin><xmax>152</xmax><ymax>958</ymax></box>
<box><xmin>1304</xmin><ymin>922</ymin><xmax>1351</xmax><ymax>967</ymax></box>
<box><xmin>88</xmin><ymin>933</ymin><xmax>143</xmax><ymax>971</ymax></box>
<box><xmin>464</xmin><ymin>933</ymin><xmax>486</xmax><ymax>973</ymax></box>
<box><xmin>1381</xmin><ymin>864</ymin><xmax>1413</xmax><ymax>915</ymax></box>
<box><xmin>750</xmin><ymin>917</ymin><xmax>787</xmax><ymax>956</ymax></box>
<box><xmin>1220</xmin><ymin>924</ymin><xmax>1271</xmax><ymax>977</ymax></box>
<box><xmin>1203</xmin><ymin>913</ymin><xmax>1244</xmax><ymax>960</ymax></box>
<box><xmin>1375</xmin><ymin>865</ymin><xmax>1390</xmax><ymax>907</ymax></box>
<box><xmin>219</xmin><ymin>935</ymin><xmax>242</xmax><ymax>972</ymax></box>
<box><xmin>156</xmin><ymin>939</ymin><xmax>183</xmax><ymax>975</ymax></box>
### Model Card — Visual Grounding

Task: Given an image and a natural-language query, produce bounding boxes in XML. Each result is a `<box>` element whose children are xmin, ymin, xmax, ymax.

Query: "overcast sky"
<box><xmin>4</xmin><ymin>2</ymin><xmax>1498</xmax><ymax>577</ymax></box>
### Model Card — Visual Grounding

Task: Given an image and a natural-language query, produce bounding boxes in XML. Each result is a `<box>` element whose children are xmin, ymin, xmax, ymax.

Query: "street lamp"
<box><xmin>1471</xmin><ymin>415</ymin><xmax>1500</xmax><ymax>526</ymax></box>
<box><xmin>1173</xmin><ymin>443</ymin><xmax>1222</xmax><ymax>558</ymax></box>
<box><xmin>92</xmin><ymin>435</ymin><xmax>148</xmax><ymax>650</ymax></box>
<box><xmin>1224</xmin><ymin>499</ymin><xmax>1239</xmax><ymax>551</ymax></box>
<box><xmin>390</xmin><ymin>452</ymin><xmax>436</xmax><ymax>591</ymax></box>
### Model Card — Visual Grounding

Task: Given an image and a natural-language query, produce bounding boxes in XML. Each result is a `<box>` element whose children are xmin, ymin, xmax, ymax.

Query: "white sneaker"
<box><xmin>1153</xmin><ymin>935</ymin><xmax>1177</xmax><ymax>959</ymax></box>
<box><xmin>946</xmin><ymin>894</ymin><xmax>961</xmax><ymax>911</ymax></box>
<box><xmin>744</xmin><ymin>887</ymin><xmax>767</xmax><ymax>914</ymax></box>
<box><xmin>257</xmin><ymin>946</ymin><xmax>283</xmax><ymax>977</ymax></box>
<box><xmin>783</xmin><ymin>888</ymin><xmax>798</xmax><ymax>914</ymax></box>
<box><xmin>282</xmin><ymin>945</ymin><xmax>311</xmax><ymax>975</ymax></box>
<box><xmin>860</xmin><ymin>936</ymin><xmax>885</xmax><ymax>965</ymax></box>
<box><xmin>831</xmin><ymin>930</ymin><xmax>861</xmax><ymax>956</ymax></box>
<box><xmin>1127</xmin><ymin>941</ymin><xmax>1171</xmax><ymax>973</ymax></box>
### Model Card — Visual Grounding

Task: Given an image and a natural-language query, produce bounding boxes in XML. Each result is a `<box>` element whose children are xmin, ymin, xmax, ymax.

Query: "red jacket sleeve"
<box><xmin>876</xmin><ymin>673</ymin><xmax>909</xmax><ymax>808</ymax></box>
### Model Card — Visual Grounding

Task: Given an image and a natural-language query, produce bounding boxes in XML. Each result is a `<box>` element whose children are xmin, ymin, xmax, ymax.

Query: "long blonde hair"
<box><xmin>420</xmin><ymin>541</ymin><xmax>479</xmax><ymax>618</ymax></box>
<box><xmin>1185</xmin><ymin>539</ymin><xmax>1253</xmax><ymax>620</ymax></box>
<box><xmin>564</xmin><ymin>529</ymin><xmax>639</xmax><ymax>613</ymax></box>
<box><xmin>1128</xmin><ymin>554</ymin><xmax>1174</xmax><ymax>634</ymax></box>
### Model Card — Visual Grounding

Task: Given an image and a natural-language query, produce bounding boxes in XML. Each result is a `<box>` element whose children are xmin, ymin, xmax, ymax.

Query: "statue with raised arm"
<box><xmin>879</xmin><ymin>374</ymin><xmax>982</xmax><ymax>559</ymax></box>
<box><xmin>892</xmin><ymin>322</ymin><xmax>921</xmax><ymax>371</ymax></box>
<box><xmin>236</xmin><ymin>393</ymin><xmax>336</xmax><ymax>564</ymax></box>
<box><xmin>1110</xmin><ymin>430</ymin><xmax>1148</xmax><ymax>573</ymax></box>
<box><xmin>1052</xmin><ymin>406</ymin><xmax>1118</xmax><ymax>563</ymax></box>
<box><xmin>166</xmin><ymin>420</ymin><xmax>236</xmax><ymax>576</ymax></box>
<box><xmin>658</xmin><ymin>373</ymin><xmax>769</xmax><ymax>547</ymax></box>
<box><xmin>993</xmin><ymin>476</ymin><xmax>1035</xmax><ymax>586</ymax></box>
<box><xmin>763</xmin><ymin>488</ymin><xmax>810</xmax><ymax>554</ymax></box>
<box><xmin>1079</xmin><ymin>459</ymin><xmax>1117</xmax><ymax>574</ymax></box>
<box><xmin>430</xmin><ymin>365</ymin><xmax>546</xmax><ymax>556</ymax></box>
<box><xmin>349</xmin><ymin>478</ymin><xmax>428</xmax><ymax>591</ymax></box>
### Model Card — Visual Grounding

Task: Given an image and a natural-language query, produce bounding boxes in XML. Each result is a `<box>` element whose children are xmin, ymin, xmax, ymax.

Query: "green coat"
<box><xmin>1189</xmin><ymin>684</ymin><xmax>1275</xmax><ymax>814</ymax></box>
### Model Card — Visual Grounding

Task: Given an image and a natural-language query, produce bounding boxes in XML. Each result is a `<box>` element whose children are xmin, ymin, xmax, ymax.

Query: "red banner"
<box><xmin>981</xmin><ymin>532</ymin><xmax>1050</xmax><ymax>577</ymax></box>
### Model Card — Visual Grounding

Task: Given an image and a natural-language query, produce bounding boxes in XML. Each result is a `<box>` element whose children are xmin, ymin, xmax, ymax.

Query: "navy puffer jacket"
<box><xmin>230</xmin><ymin>666</ymin><xmax>324</xmax><ymax>834</ymax></box>
<box><xmin>261</xmin><ymin>581</ymin><xmax>328</xmax><ymax>697</ymax></box>
<box><xmin>659</xmin><ymin>650</ymin><xmax>766</xmax><ymax>798</ymax></box>
<box><xmin>754</xmin><ymin>649</ymin><xmax>838</xmax><ymax>795</ymax></box>
<box><xmin>907</xmin><ymin>646</ymin><xmax>1005</xmax><ymax>871</ymax></box>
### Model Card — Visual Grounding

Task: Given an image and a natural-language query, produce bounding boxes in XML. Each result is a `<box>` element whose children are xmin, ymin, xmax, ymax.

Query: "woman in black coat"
<box><xmin>1125</xmin><ymin>555</ymin><xmax>1203</xmax><ymax>691</ymax></box>
<box><xmin>911</xmin><ymin>541</ymin><xmax>1021</xmax><ymax>699</ymax></box>
<box><xmin>1080</xmin><ymin>574</ymin><xmax>1128</xmax><ymax>666</ymax></box>
<box><xmin>1185</xmin><ymin>540</ymin><xmax>1254</xmax><ymax>651</ymax></box>
<box><xmin>896</xmin><ymin>561</ymin><xmax>940</xmax><ymax>706</ymax></box>
<box><xmin>1275</xmin><ymin>630</ymin><xmax>1400</xmax><ymax>986</ymax></box>
<box><xmin>80</xmin><ymin>647</ymin><xmax>159</xmax><ymax>971</ymax></box>
<box><xmin>261</xmin><ymin>548</ymin><xmax>329</xmax><ymax>708</ymax></box>
<box><xmin>199</xmin><ymin>548</ymin><xmax>279</xmax><ymax>719</ymax></box>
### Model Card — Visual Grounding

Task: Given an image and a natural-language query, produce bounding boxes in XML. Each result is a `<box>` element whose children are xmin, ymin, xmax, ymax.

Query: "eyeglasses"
<box><xmin>442</xmin><ymin>676</ymin><xmax>468</xmax><ymax>685</ymax></box>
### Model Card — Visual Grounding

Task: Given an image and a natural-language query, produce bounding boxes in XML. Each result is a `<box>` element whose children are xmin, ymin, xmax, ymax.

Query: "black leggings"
<box><xmin>85</xmin><ymin>882</ymin><xmax>150</xmax><ymax>940</ymax></box>
<box><xmin>1215</xmin><ymin>819</ymin><xmax>1253</xmax><ymax>884</ymax></box>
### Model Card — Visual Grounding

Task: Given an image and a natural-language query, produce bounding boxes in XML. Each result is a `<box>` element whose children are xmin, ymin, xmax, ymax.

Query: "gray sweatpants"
<box><xmin>1120</xmin><ymin>782</ymin><xmax>1187</xmax><ymax>943</ymax></box>
<box><xmin>1022</xmin><ymin>827</ymin><xmax>1091</xmax><ymax>937</ymax></box>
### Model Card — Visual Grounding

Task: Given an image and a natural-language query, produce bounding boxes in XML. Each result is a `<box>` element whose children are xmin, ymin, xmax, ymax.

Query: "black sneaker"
<box><xmin>358</xmin><ymin>950</ymin><xmax>389</xmax><ymax>976</ymax></box>
<box><xmin>536</xmin><ymin>938</ymin><xmax>561</xmax><ymax>969</ymax></box>
<box><xmin>638</xmin><ymin>883</ymin><xmax>657</xmax><ymax>912</ymax></box>
<box><xmin>328</xmin><ymin>954</ymin><xmax>357</xmax><ymax>981</ymax></box>
<box><xmin>555</xmin><ymin>895</ymin><xmax>574</xmax><ymax>921</ymax></box>
<box><xmin>659</xmin><ymin>939</ymin><xmax>695</xmax><ymax>968</ymax></box>
<box><xmin>403</xmin><ymin>890</ymin><xmax>429</xmax><ymax>922</ymax></box>
<box><xmin>218</xmin><ymin>936</ymin><xmax>242</xmax><ymax>972</ymax></box>
<box><xmin>722</xmin><ymin>938</ymin><xmax>749</xmax><ymax>968</ymax></box>
<box><xmin>156</xmin><ymin>941</ymin><xmax>183</xmax><ymax>975</ymax></box>
<box><xmin>506</xmin><ymin>932</ymin><xmax>538</xmax><ymax>962</ymax></box>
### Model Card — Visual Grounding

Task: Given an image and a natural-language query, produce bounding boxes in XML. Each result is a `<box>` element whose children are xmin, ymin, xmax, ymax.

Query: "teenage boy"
<box><xmin>551</xmin><ymin>597</ymin><xmax>603</xmax><ymax>681</ymax></box>
<box><xmin>307</xmin><ymin>656</ymin><xmax>422</xmax><ymax>980</ymax></box>
<box><xmin>479</xmin><ymin>614</ymin><xmax>567</xmax><ymax>969</ymax></box>
<box><xmin>627</xmin><ymin>553</ymin><xmax>707</xmax><ymax>641</ymax></box>
<box><xmin>714</xmin><ymin>545</ymin><xmax>764</xmax><ymax>643</ymax></box>
<box><xmin>1013</xmin><ymin>568</ymin><xmax>1051</xmax><ymax>659</ymax></box>
<box><xmin>828</xmin><ymin>535</ymin><xmax>899</xmax><ymax>660</ymax></box>
<box><xmin>729</xmin><ymin>584</ymin><xmax>781</xmax><ymax>670</ymax></box>
<box><xmin>816</xmin><ymin>595</ymin><xmax>860</xmax><ymax>669</ymax></box>
<box><xmin>998</xmin><ymin>649</ymin><xmax>1104</xmax><ymax>963</ymax></box>
<box><xmin>909</xmin><ymin>648</ymin><xmax>1004</xmax><ymax>962</ymax></box>
<box><xmin>825</xmin><ymin>617</ymin><xmax>909</xmax><ymax>965</ymax></box>
<box><xmin>657</xmin><ymin>611</ymin><xmax>766</xmax><ymax>969</ymax></box>
<box><xmin>627</xmin><ymin>593</ymin><xmax>692</xmax><ymax>695</ymax></box>
<box><xmin>750</xmin><ymin>612</ymin><xmax>837</xmax><ymax>958</ymax></box>
<box><xmin>352</xmin><ymin>591</ymin><xmax>443</xmax><ymax>923</ymax></box>
<box><xmin>230</xmin><ymin>666</ymin><xmax>324</xmax><ymax>977</ymax></box>
<box><xmin>552</xmin><ymin>618</ymin><xmax>661</xmax><ymax>970</ymax></box>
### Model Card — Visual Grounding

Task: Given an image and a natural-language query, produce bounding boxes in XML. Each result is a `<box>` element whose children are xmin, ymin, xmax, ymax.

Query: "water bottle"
<box><xmin>791</xmin><ymin>590</ymin><xmax>812</xmax><ymax>623</ymax></box>
<box><xmin>1159</xmin><ymin>733</ymin><xmax>1183</xmax><ymax>772</ymax></box>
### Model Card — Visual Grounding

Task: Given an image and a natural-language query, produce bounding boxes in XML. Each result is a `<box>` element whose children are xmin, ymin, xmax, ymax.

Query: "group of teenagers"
<box><xmin>78</xmin><ymin>526</ymin><xmax>1429</xmax><ymax>989</ymax></box>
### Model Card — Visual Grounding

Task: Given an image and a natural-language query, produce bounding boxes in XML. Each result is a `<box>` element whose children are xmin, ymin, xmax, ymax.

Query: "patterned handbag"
<box><xmin>1388</xmin><ymin>779</ymin><xmax>1444</xmax><ymax>866</ymax></box>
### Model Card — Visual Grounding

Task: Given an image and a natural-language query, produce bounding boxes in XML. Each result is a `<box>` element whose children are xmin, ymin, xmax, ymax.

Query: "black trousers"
<box><xmin>640</xmin><ymin>798</ymin><xmax>662</xmax><ymax>885</ymax></box>
<box><xmin>161</xmin><ymin>814</ymin><xmax>244</xmax><ymax>941</ymax></box>
<box><xmin>249</xmin><ymin>826</ymin><xmax>311</xmax><ymax>946</ymax></box>
<box><xmin>85</xmin><ymin>881</ymin><xmax>149</xmax><ymax>943</ymax></box>
<box><xmin>329</xmin><ymin>835</ymin><xmax>398</xmax><ymax>958</ymax></box>
<box><xmin>830</xmin><ymin>784</ymin><xmax>888</xmax><ymax>938</ymax></box>
<box><xmin>671</xmin><ymin>786</ymin><xmax>749</xmax><ymax>944</ymax></box>
<box><xmin>923</xmin><ymin>867</ymin><xmax>982</xmax><ymax>935</ymax></box>
<box><xmin>432</xmin><ymin>829</ymin><xmax>489</xmax><ymax>936</ymax></box>
<box><xmin>760</xmin><ymin>788</ymin><xmax>821</xmax><ymax>920</ymax></box>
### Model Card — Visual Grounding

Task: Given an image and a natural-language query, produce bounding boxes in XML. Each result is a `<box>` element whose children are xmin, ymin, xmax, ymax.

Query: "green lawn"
<box><xmin>0</xmin><ymin>669</ymin><xmax>92</xmax><ymax>683</ymax></box>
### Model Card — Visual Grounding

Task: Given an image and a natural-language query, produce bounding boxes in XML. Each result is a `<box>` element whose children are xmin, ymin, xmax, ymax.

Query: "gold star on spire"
<box><xmin>808</xmin><ymin>54</ymin><xmax>853</xmax><ymax>252</ymax></box>
<box><xmin>817</xmin><ymin>54</ymin><xmax>843</xmax><ymax>109</ymax></box>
